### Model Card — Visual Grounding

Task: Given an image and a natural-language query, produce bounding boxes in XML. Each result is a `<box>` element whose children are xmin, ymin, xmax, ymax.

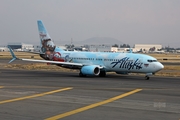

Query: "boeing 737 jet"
<box><xmin>9</xmin><ymin>20</ymin><xmax>164</xmax><ymax>80</ymax></box>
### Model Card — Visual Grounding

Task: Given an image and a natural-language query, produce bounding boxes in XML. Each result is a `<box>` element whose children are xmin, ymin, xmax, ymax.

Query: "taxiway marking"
<box><xmin>0</xmin><ymin>86</ymin><xmax>4</xmax><ymax>88</ymax></box>
<box><xmin>45</xmin><ymin>88</ymin><xmax>142</xmax><ymax>120</ymax></box>
<box><xmin>0</xmin><ymin>87</ymin><xmax>72</xmax><ymax>104</ymax></box>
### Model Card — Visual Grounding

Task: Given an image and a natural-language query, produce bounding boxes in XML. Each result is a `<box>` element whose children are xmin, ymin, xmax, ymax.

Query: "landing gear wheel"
<box><xmin>99</xmin><ymin>71</ymin><xmax>106</xmax><ymax>77</ymax></box>
<box><xmin>79</xmin><ymin>72</ymin><xmax>86</xmax><ymax>77</ymax></box>
<box><xmin>79</xmin><ymin>72</ymin><xmax>83</xmax><ymax>77</ymax></box>
<box><xmin>145</xmin><ymin>75</ymin><xmax>150</xmax><ymax>80</ymax></box>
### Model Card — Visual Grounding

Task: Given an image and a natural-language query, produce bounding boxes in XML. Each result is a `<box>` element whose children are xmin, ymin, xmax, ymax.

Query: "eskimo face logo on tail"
<box><xmin>39</xmin><ymin>32</ymin><xmax>55</xmax><ymax>52</ymax></box>
<box><xmin>41</xmin><ymin>39</ymin><xmax>56</xmax><ymax>60</ymax></box>
<box><xmin>111</xmin><ymin>57</ymin><xmax>143</xmax><ymax>70</ymax></box>
<box><xmin>39</xmin><ymin>31</ymin><xmax>56</xmax><ymax>60</ymax></box>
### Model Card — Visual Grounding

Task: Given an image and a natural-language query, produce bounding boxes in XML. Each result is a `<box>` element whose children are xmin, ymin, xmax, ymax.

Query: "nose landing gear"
<box><xmin>145</xmin><ymin>73</ymin><xmax>153</xmax><ymax>80</ymax></box>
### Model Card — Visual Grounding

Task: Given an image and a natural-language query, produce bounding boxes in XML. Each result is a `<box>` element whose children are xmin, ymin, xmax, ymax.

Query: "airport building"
<box><xmin>8</xmin><ymin>43</ymin><xmax>34</xmax><ymax>51</ymax></box>
<box><xmin>88</xmin><ymin>45</ymin><xmax>112</xmax><ymax>52</ymax></box>
<box><xmin>111</xmin><ymin>47</ymin><xmax>131</xmax><ymax>53</ymax></box>
<box><xmin>133</xmin><ymin>44</ymin><xmax>162</xmax><ymax>53</ymax></box>
<box><xmin>0</xmin><ymin>47</ymin><xmax>9</xmax><ymax>52</ymax></box>
<box><xmin>110</xmin><ymin>44</ymin><xmax>163</xmax><ymax>53</ymax></box>
<box><xmin>71</xmin><ymin>44</ymin><xmax>163</xmax><ymax>53</ymax></box>
<box><xmin>5</xmin><ymin>42</ymin><xmax>67</xmax><ymax>52</ymax></box>
<box><xmin>4</xmin><ymin>42</ymin><xmax>163</xmax><ymax>53</ymax></box>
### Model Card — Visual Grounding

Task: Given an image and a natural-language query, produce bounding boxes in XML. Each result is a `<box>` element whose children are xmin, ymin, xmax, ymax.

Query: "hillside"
<box><xmin>58</xmin><ymin>37</ymin><xmax>124</xmax><ymax>46</ymax></box>
<box><xmin>80</xmin><ymin>37</ymin><xmax>123</xmax><ymax>45</ymax></box>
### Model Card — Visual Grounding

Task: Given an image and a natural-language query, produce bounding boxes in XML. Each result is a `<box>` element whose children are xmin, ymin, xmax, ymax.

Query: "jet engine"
<box><xmin>81</xmin><ymin>65</ymin><xmax>100</xmax><ymax>76</ymax></box>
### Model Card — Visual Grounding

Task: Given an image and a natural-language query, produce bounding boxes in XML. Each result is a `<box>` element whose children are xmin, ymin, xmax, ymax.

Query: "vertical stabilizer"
<box><xmin>37</xmin><ymin>20</ymin><xmax>56</xmax><ymax>54</ymax></box>
<box><xmin>37</xmin><ymin>20</ymin><xmax>51</xmax><ymax>40</ymax></box>
<box><xmin>37</xmin><ymin>20</ymin><xmax>56</xmax><ymax>60</ymax></box>
<box><xmin>37</xmin><ymin>20</ymin><xmax>64</xmax><ymax>60</ymax></box>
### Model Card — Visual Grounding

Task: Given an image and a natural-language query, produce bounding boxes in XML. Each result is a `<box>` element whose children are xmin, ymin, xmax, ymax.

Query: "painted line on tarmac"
<box><xmin>4</xmin><ymin>85</ymin><xmax>62</xmax><ymax>89</ymax></box>
<box><xmin>45</xmin><ymin>88</ymin><xmax>142</xmax><ymax>120</ymax></box>
<box><xmin>0</xmin><ymin>87</ymin><xmax>72</xmax><ymax>104</ymax></box>
<box><xmin>0</xmin><ymin>86</ymin><xmax>4</xmax><ymax>88</ymax></box>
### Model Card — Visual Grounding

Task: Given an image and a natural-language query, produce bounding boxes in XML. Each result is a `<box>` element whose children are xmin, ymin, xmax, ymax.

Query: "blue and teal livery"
<box><xmin>9</xmin><ymin>20</ymin><xmax>164</xmax><ymax>80</ymax></box>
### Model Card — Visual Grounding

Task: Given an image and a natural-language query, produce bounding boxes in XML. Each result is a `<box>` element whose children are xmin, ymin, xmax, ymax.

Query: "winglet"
<box><xmin>8</xmin><ymin>46</ymin><xmax>17</xmax><ymax>63</ymax></box>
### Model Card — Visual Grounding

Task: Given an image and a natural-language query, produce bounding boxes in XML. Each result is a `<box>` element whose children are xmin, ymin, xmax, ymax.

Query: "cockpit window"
<box><xmin>147</xmin><ymin>60</ymin><xmax>157</xmax><ymax>62</ymax></box>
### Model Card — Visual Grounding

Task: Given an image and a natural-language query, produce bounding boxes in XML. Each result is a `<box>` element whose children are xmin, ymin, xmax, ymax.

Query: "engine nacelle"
<box><xmin>81</xmin><ymin>65</ymin><xmax>100</xmax><ymax>76</ymax></box>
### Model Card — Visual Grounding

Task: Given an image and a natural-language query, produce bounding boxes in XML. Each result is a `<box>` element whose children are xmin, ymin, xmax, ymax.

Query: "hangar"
<box><xmin>0</xmin><ymin>47</ymin><xmax>8</xmax><ymax>52</ymax></box>
<box><xmin>133</xmin><ymin>44</ymin><xmax>162</xmax><ymax>53</ymax></box>
<box><xmin>8</xmin><ymin>43</ymin><xmax>34</xmax><ymax>51</ymax></box>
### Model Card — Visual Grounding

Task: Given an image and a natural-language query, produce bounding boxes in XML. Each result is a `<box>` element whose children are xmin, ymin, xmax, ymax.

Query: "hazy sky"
<box><xmin>0</xmin><ymin>0</ymin><xmax>180</xmax><ymax>47</ymax></box>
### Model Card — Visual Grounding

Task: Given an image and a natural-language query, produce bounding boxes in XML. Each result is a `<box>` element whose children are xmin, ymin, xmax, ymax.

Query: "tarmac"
<box><xmin>0</xmin><ymin>67</ymin><xmax>180</xmax><ymax>120</ymax></box>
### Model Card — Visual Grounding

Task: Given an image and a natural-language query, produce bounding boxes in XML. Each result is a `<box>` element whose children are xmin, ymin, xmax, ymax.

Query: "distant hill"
<box><xmin>76</xmin><ymin>37</ymin><xmax>124</xmax><ymax>45</ymax></box>
<box><xmin>57</xmin><ymin>37</ymin><xmax>124</xmax><ymax>46</ymax></box>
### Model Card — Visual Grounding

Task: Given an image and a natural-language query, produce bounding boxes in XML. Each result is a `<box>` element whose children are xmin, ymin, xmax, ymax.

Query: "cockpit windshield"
<box><xmin>147</xmin><ymin>60</ymin><xmax>157</xmax><ymax>62</ymax></box>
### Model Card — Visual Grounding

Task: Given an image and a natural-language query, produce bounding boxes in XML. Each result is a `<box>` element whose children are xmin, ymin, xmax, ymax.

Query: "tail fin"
<box><xmin>37</xmin><ymin>20</ymin><xmax>64</xmax><ymax>60</ymax></box>
<box><xmin>37</xmin><ymin>20</ymin><xmax>51</xmax><ymax>40</ymax></box>
<box><xmin>37</xmin><ymin>20</ymin><xmax>56</xmax><ymax>54</ymax></box>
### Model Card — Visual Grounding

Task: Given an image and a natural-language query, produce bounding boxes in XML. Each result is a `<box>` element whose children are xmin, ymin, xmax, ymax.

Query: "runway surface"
<box><xmin>0</xmin><ymin>68</ymin><xmax>180</xmax><ymax>120</ymax></box>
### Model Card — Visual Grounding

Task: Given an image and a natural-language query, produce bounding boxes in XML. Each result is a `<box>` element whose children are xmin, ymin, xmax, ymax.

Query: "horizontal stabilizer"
<box><xmin>8</xmin><ymin>46</ymin><xmax>18</xmax><ymax>63</ymax></box>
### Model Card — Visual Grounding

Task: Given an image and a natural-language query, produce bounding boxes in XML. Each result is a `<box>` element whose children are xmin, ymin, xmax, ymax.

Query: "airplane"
<box><xmin>8</xmin><ymin>20</ymin><xmax>164</xmax><ymax>80</ymax></box>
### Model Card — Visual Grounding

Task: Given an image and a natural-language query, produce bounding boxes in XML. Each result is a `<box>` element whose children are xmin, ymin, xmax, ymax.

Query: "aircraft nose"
<box><xmin>157</xmin><ymin>62</ymin><xmax>164</xmax><ymax>71</ymax></box>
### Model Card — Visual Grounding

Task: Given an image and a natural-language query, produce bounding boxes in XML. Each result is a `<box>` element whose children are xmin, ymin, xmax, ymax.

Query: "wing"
<box><xmin>8</xmin><ymin>46</ymin><xmax>106</xmax><ymax>70</ymax></box>
<box><xmin>8</xmin><ymin>46</ymin><xmax>100</xmax><ymax>69</ymax></box>
<box><xmin>21</xmin><ymin>58</ymin><xmax>83</xmax><ymax>67</ymax></box>
<box><xmin>8</xmin><ymin>46</ymin><xmax>83</xmax><ymax>66</ymax></box>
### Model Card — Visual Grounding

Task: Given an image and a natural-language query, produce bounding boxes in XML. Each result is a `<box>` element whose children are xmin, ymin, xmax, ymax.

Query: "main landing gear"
<box><xmin>99</xmin><ymin>71</ymin><xmax>106</xmax><ymax>77</ymax></box>
<box><xmin>145</xmin><ymin>75</ymin><xmax>150</xmax><ymax>80</ymax></box>
<box><xmin>79</xmin><ymin>72</ymin><xmax>86</xmax><ymax>77</ymax></box>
